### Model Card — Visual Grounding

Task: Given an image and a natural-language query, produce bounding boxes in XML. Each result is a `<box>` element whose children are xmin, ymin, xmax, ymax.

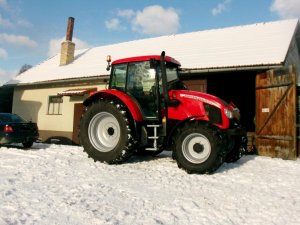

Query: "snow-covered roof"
<box><xmin>7</xmin><ymin>19</ymin><xmax>299</xmax><ymax>85</ymax></box>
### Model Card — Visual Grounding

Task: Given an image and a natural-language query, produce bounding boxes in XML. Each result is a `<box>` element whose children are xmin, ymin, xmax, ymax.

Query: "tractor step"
<box><xmin>145</xmin><ymin>124</ymin><xmax>161</xmax><ymax>151</ymax></box>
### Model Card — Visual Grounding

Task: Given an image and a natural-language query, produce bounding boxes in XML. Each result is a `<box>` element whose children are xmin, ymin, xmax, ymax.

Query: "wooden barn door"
<box><xmin>255</xmin><ymin>66</ymin><xmax>297</xmax><ymax>159</ymax></box>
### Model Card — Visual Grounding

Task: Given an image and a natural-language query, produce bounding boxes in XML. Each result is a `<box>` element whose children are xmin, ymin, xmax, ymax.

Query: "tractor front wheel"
<box><xmin>173</xmin><ymin>122</ymin><xmax>226</xmax><ymax>174</ymax></box>
<box><xmin>225</xmin><ymin>136</ymin><xmax>248</xmax><ymax>163</ymax></box>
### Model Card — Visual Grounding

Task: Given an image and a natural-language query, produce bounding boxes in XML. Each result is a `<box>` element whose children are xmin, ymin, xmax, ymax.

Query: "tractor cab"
<box><xmin>109</xmin><ymin>55</ymin><xmax>185</xmax><ymax>119</ymax></box>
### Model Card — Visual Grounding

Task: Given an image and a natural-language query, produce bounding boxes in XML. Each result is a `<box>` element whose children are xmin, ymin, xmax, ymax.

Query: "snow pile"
<box><xmin>0</xmin><ymin>143</ymin><xmax>300</xmax><ymax>225</ymax></box>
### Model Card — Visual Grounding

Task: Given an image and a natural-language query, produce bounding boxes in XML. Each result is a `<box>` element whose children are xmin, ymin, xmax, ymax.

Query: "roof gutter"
<box><xmin>180</xmin><ymin>64</ymin><xmax>284</xmax><ymax>74</ymax></box>
<box><xmin>4</xmin><ymin>64</ymin><xmax>285</xmax><ymax>87</ymax></box>
<box><xmin>4</xmin><ymin>75</ymin><xmax>110</xmax><ymax>87</ymax></box>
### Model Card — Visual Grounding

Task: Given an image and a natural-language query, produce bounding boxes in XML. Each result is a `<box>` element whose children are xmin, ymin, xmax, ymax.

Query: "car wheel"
<box><xmin>22</xmin><ymin>141</ymin><xmax>34</xmax><ymax>148</ymax></box>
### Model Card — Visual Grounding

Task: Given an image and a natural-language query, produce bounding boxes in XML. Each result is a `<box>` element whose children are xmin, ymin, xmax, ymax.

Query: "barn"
<box><xmin>4</xmin><ymin>18</ymin><xmax>300</xmax><ymax>159</ymax></box>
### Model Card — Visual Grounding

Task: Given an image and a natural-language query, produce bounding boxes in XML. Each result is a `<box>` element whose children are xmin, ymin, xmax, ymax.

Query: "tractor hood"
<box><xmin>170</xmin><ymin>90</ymin><xmax>231</xmax><ymax>109</ymax></box>
<box><xmin>168</xmin><ymin>90</ymin><xmax>240</xmax><ymax>129</ymax></box>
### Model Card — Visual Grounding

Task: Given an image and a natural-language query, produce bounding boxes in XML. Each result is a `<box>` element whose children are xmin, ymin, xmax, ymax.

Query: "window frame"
<box><xmin>109</xmin><ymin>63</ymin><xmax>128</xmax><ymax>91</ymax></box>
<box><xmin>47</xmin><ymin>96</ymin><xmax>63</xmax><ymax>115</ymax></box>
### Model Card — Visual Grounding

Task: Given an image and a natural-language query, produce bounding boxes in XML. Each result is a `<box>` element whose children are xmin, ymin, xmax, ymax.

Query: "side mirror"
<box><xmin>106</xmin><ymin>55</ymin><xmax>111</xmax><ymax>71</ymax></box>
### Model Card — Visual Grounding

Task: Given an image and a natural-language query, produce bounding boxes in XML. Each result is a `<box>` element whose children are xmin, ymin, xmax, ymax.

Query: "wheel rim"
<box><xmin>182</xmin><ymin>133</ymin><xmax>211</xmax><ymax>164</ymax></box>
<box><xmin>88</xmin><ymin>112</ymin><xmax>120</xmax><ymax>152</ymax></box>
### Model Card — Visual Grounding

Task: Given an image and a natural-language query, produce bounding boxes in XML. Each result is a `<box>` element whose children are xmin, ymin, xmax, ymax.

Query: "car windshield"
<box><xmin>0</xmin><ymin>114</ymin><xmax>27</xmax><ymax>123</ymax></box>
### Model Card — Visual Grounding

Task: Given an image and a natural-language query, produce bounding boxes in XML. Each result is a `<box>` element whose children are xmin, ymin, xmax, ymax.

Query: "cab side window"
<box><xmin>126</xmin><ymin>61</ymin><xmax>158</xmax><ymax>118</ymax></box>
<box><xmin>126</xmin><ymin>61</ymin><xmax>156</xmax><ymax>96</ymax></box>
<box><xmin>110</xmin><ymin>64</ymin><xmax>127</xmax><ymax>91</ymax></box>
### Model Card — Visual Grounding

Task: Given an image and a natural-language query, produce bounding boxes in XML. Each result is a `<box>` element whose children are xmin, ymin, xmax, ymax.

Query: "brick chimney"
<box><xmin>60</xmin><ymin>17</ymin><xmax>75</xmax><ymax>65</ymax></box>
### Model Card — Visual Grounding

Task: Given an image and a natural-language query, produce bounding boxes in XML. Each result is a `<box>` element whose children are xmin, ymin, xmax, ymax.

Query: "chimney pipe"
<box><xmin>66</xmin><ymin>17</ymin><xmax>74</xmax><ymax>41</ymax></box>
<box><xmin>60</xmin><ymin>17</ymin><xmax>75</xmax><ymax>65</ymax></box>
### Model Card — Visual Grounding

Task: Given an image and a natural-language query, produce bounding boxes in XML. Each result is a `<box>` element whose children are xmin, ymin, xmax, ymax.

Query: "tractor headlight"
<box><xmin>224</xmin><ymin>108</ymin><xmax>233</xmax><ymax>119</ymax></box>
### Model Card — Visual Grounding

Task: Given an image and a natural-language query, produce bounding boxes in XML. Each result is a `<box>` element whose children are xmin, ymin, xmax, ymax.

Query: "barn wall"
<box><xmin>182</xmin><ymin>79</ymin><xmax>207</xmax><ymax>93</ymax></box>
<box><xmin>12</xmin><ymin>83</ymin><xmax>105</xmax><ymax>144</ymax></box>
<box><xmin>285</xmin><ymin>35</ymin><xmax>300</xmax><ymax>85</ymax></box>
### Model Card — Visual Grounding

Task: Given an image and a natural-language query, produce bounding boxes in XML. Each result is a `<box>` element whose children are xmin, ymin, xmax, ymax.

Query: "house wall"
<box><xmin>12</xmin><ymin>83</ymin><xmax>105</xmax><ymax>144</ymax></box>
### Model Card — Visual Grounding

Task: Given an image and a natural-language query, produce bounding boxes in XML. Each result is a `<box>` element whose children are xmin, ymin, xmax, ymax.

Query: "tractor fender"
<box><xmin>83</xmin><ymin>89</ymin><xmax>143</xmax><ymax>122</ymax></box>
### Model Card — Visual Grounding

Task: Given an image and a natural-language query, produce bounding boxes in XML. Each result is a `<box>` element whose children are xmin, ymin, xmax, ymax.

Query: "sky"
<box><xmin>0</xmin><ymin>0</ymin><xmax>300</xmax><ymax>85</ymax></box>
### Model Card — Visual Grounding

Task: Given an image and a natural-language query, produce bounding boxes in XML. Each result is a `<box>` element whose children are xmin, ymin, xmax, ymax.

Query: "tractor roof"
<box><xmin>112</xmin><ymin>55</ymin><xmax>181</xmax><ymax>66</ymax></box>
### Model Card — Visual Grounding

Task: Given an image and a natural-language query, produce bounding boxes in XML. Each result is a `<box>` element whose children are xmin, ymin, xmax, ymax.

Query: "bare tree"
<box><xmin>18</xmin><ymin>64</ymin><xmax>32</xmax><ymax>75</ymax></box>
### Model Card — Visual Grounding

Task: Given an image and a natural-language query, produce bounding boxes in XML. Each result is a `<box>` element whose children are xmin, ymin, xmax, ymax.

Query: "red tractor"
<box><xmin>79</xmin><ymin>51</ymin><xmax>247</xmax><ymax>174</ymax></box>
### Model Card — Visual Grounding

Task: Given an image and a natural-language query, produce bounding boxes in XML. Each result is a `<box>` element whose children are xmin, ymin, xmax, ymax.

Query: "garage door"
<box><xmin>72</xmin><ymin>103</ymin><xmax>84</xmax><ymax>145</ymax></box>
<box><xmin>255</xmin><ymin>66</ymin><xmax>297</xmax><ymax>159</ymax></box>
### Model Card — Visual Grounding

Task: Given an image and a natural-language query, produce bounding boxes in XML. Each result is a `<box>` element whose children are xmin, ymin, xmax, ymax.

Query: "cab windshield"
<box><xmin>165</xmin><ymin>63</ymin><xmax>186</xmax><ymax>90</ymax></box>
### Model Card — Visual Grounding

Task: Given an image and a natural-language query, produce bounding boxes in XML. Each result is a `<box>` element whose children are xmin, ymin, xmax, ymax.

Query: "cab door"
<box><xmin>126</xmin><ymin>61</ymin><xmax>158</xmax><ymax>119</ymax></box>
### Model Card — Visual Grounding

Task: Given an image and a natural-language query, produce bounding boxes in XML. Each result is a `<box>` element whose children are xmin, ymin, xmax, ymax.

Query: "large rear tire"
<box><xmin>79</xmin><ymin>100</ymin><xmax>135</xmax><ymax>164</ymax></box>
<box><xmin>173</xmin><ymin>122</ymin><xmax>226</xmax><ymax>174</ymax></box>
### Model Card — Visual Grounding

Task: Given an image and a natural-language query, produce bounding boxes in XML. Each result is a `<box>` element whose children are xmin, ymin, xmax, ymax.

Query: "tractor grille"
<box><xmin>204</xmin><ymin>103</ymin><xmax>222</xmax><ymax>125</ymax></box>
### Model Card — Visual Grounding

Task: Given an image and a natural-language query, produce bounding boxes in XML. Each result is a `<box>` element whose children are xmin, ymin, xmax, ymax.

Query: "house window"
<box><xmin>48</xmin><ymin>96</ymin><xmax>63</xmax><ymax>115</ymax></box>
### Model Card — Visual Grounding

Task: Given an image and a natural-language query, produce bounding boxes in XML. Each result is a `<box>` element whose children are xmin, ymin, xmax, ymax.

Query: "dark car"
<box><xmin>0</xmin><ymin>113</ymin><xmax>39</xmax><ymax>148</ymax></box>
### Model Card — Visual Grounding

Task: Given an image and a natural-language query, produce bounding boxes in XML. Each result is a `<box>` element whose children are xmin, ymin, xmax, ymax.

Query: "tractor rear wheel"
<box><xmin>79</xmin><ymin>100</ymin><xmax>135</xmax><ymax>164</ymax></box>
<box><xmin>173</xmin><ymin>122</ymin><xmax>226</xmax><ymax>174</ymax></box>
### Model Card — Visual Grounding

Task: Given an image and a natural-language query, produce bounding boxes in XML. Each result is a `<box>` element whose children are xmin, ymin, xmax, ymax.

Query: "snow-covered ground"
<box><xmin>0</xmin><ymin>143</ymin><xmax>300</xmax><ymax>225</ymax></box>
